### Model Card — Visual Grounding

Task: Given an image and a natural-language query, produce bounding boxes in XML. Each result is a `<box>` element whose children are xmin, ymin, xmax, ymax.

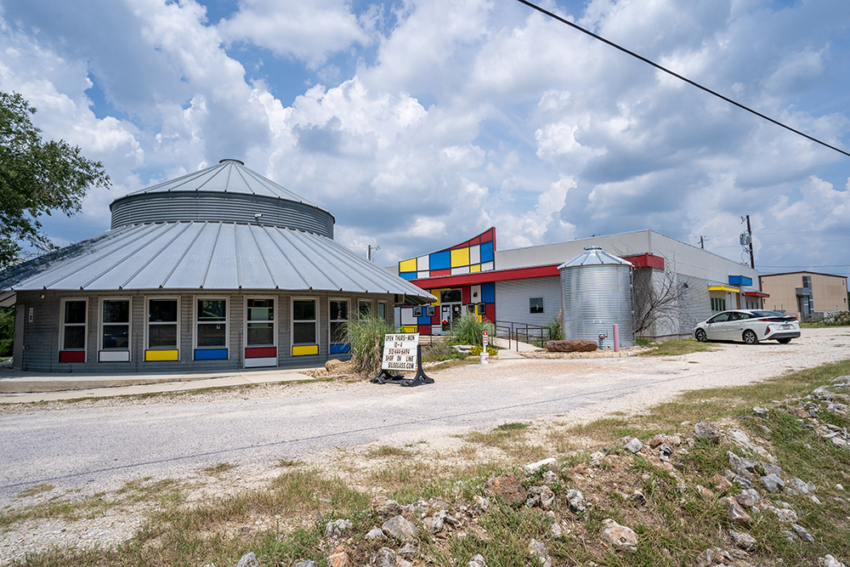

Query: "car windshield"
<box><xmin>749</xmin><ymin>310</ymin><xmax>785</xmax><ymax>318</ymax></box>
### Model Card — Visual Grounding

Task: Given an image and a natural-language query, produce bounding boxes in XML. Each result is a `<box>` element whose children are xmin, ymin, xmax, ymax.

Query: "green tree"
<box><xmin>0</xmin><ymin>307</ymin><xmax>13</xmax><ymax>358</ymax></box>
<box><xmin>0</xmin><ymin>91</ymin><xmax>110</xmax><ymax>268</ymax></box>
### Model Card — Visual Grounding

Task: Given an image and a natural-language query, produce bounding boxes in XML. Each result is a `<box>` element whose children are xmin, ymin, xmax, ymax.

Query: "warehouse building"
<box><xmin>760</xmin><ymin>271</ymin><xmax>848</xmax><ymax>321</ymax></box>
<box><xmin>395</xmin><ymin>228</ymin><xmax>765</xmax><ymax>341</ymax></box>
<box><xmin>0</xmin><ymin>160</ymin><xmax>433</xmax><ymax>372</ymax></box>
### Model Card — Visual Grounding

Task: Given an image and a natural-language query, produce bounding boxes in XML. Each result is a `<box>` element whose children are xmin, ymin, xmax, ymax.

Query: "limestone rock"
<box><xmin>624</xmin><ymin>437</ymin><xmax>643</xmax><ymax>454</ymax></box>
<box><xmin>547</xmin><ymin>339</ymin><xmax>597</xmax><ymax>352</ymax></box>
<box><xmin>325</xmin><ymin>359</ymin><xmax>351</xmax><ymax>373</ymax></box>
<box><xmin>788</xmin><ymin>478</ymin><xmax>816</xmax><ymax>493</ymax></box>
<box><xmin>529</xmin><ymin>538</ymin><xmax>553</xmax><ymax>567</ymax></box>
<box><xmin>527</xmin><ymin>486</ymin><xmax>556</xmax><ymax>510</ymax></box>
<box><xmin>485</xmin><ymin>473</ymin><xmax>527</xmax><ymax>506</ymax></box>
<box><xmin>328</xmin><ymin>547</ymin><xmax>352</xmax><ymax>567</ymax></box>
<box><xmin>524</xmin><ymin>457</ymin><xmax>557</xmax><ymax>475</ymax></box>
<box><xmin>696</xmin><ymin>485</ymin><xmax>714</xmax><ymax>500</ymax></box>
<box><xmin>729</xmin><ymin>529</ymin><xmax>757</xmax><ymax>552</ymax></box>
<box><xmin>735</xmin><ymin>489</ymin><xmax>760</xmax><ymax>508</ymax></box>
<box><xmin>695</xmin><ymin>547</ymin><xmax>734</xmax><ymax>567</ymax></box>
<box><xmin>542</xmin><ymin>470</ymin><xmax>559</xmax><ymax>485</ymax></box>
<box><xmin>424</xmin><ymin>514</ymin><xmax>444</xmax><ymax>534</ymax></box>
<box><xmin>325</xmin><ymin>519</ymin><xmax>353</xmax><ymax>538</ymax></box>
<box><xmin>694</xmin><ymin>422</ymin><xmax>721</xmax><ymax>443</ymax></box>
<box><xmin>711</xmin><ymin>473</ymin><xmax>733</xmax><ymax>492</ymax></box>
<box><xmin>468</xmin><ymin>554</ymin><xmax>488</xmax><ymax>567</ymax></box>
<box><xmin>550</xmin><ymin>521</ymin><xmax>563</xmax><ymax>538</ymax></box>
<box><xmin>762</xmin><ymin>473</ymin><xmax>785</xmax><ymax>494</ymax></box>
<box><xmin>382</xmin><ymin>515</ymin><xmax>419</xmax><ymax>541</ymax></box>
<box><xmin>235</xmin><ymin>552</ymin><xmax>260</xmax><ymax>567</ymax></box>
<box><xmin>373</xmin><ymin>496</ymin><xmax>403</xmax><ymax>517</ymax></box>
<box><xmin>365</xmin><ymin>527</ymin><xmax>387</xmax><ymax>540</ymax></box>
<box><xmin>649</xmin><ymin>434</ymin><xmax>682</xmax><ymax>448</ymax></box>
<box><xmin>398</xmin><ymin>542</ymin><xmax>417</xmax><ymax>560</ymax></box>
<box><xmin>566</xmin><ymin>489</ymin><xmax>586</xmax><ymax>513</ymax></box>
<box><xmin>601</xmin><ymin>518</ymin><xmax>638</xmax><ymax>550</ymax></box>
<box><xmin>792</xmin><ymin>524</ymin><xmax>815</xmax><ymax>543</ymax></box>
<box><xmin>721</xmin><ymin>497</ymin><xmax>753</xmax><ymax>527</ymax></box>
<box><xmin>821</xmin><ymin>555</ymin><xmax>847</xmax><ymax>567</ymax></box>
<box><xmin>294</xmin><ymin>561</ymin><xmax>316</xmax><ymax>567</ymax></box>
<box><xmin>371</xmin><ymin>547</ymin><xmax>396</xmax><ymax>567</ymax></box>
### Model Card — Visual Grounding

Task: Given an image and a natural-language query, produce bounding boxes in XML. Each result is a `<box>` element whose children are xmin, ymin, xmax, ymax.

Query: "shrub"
<box><xmin>450</xmin><ymin>312</ymin><xmax>494</xmax><ymax>346</ymax></box>
<box><xmin>422</xmin><ymin>342</ymin><xmax>467</xmax><ymax>363</ymax></box>
<box><xmin>546</xmin><ymin>317</ymin><xmax>563</xmax><ymax>341</ymax></box>
<box><xmin>341</xmin><ymin>314</ymin><xmax>394</xmax><ymax>377</ymax></box>
<box><xmin>469</xmin><ymin>345</ymin><xmax>498</xmax><ymax>357</ymax></box>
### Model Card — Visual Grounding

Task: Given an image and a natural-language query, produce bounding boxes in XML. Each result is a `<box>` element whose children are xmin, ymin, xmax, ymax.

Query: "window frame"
<box><xmin>59</xmin><ymin>297</ymin><xmax>88</xmax><ymax>354</ymax></box>
<box><xmin>529</xmin><ymin>297</ymin><xmax>544</xmax><ymax>314</ymax></box>
<box><xmin>291</xmin><ymin>297</ymin><xmax>318</xmax><ymax>346</ymax></box>
<box><xmin>146</xmin><ymin>296</ymin><xmax>181</xmax><ymax>351</ymax></box>
<box><xmin>194</xmin><ymin>296</ymin><xmax>229</xmax><ymax>351</ymax></box>
<box><xmin>378</xmin><ymin>301</ymin><xmax>387</xmax><ymax>321</ymax></box>
<box><xmin>99</xmin><ymin>297</ymin><xmax>131</xmax><ymax>355</ymax></box>
<box><xmin>329</xmin><ymin>298</ymin><xmax>349</xmax><ymax>346</ymax></box>
<box><xmin>357</xmin><ymin>298</ymin><xmax>374</xmax><ymax>318</ymax></box>
<box><xmin>244</xmin><ymin>297</ymin><xmax>277</xmax><ymax>349</ymax></box>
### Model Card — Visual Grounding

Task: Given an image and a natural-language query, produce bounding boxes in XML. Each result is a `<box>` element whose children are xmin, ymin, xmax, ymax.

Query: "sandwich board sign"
<box><xmin>371</xmin><ymin>333</ymin><xmax>434</xmax><ymax>387</ymax></box>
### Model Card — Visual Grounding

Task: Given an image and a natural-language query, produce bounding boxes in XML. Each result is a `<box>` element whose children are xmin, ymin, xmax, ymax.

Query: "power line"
<box><xmin>515</xmin><ymin>0</ymin><xmax>850</xmax><ymax>159</ymax></box>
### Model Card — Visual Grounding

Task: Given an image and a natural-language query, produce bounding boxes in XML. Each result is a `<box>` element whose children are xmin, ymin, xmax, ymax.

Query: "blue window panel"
<box><xmin>194</xmin><ymin>348</ymin><xmax>228</xmax><ymax>360</ymax></box>
<box><xmin>430</xmin><ymin>250</ymin><xmax>451</xmax><ymax>270</ymax></box>
<box><xmin>728</xmin><ymin>275</ymin><xmax>753</xmax><ymax>286</ymax></box>
<box><xmin>330</xmin><ymin>344</ymin><xmax>351</xmax><ymax>354</ymax></box>
<box><xmin>400</xmin><ymin>272</ymin><xmax>417</xmax><ymax>280</ymax></box>
<box><xmin>480</xmin><ymin>242</ymin><xmax>494</xmax><ymax>263</ymax></box>
<box><xmin>481</xmin><ymin>283</ymin><xmax>495</xmax><ymax>303</ymax></box>
<box><xmin>418</xmin><ymin>315</ymin><xmax>432</xmax><ymax>325</ymax></box>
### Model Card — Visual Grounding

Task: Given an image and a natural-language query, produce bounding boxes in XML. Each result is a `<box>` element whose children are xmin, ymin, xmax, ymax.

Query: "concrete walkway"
<box><xmin>0</xmin><ymin>366</ymin><xmax>319</xmax><ymax>403</ymax></box>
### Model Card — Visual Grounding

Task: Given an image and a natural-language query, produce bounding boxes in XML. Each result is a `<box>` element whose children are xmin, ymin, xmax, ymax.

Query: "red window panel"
<box><xmin>245</xmin><ymin>347</ymin><xmax>277</xmax><ymax>358</ymax></box>
<box><xmin>59</xmin><ymin>351</ymin><xmax>85</xmax><ymax>363</ymax></box>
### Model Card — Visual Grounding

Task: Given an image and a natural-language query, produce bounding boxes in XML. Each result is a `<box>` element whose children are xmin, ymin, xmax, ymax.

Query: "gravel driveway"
<box><xmin>2</xmin><ymin>328</ymin><xmax>848</xmax><ymax>505</ymax></box>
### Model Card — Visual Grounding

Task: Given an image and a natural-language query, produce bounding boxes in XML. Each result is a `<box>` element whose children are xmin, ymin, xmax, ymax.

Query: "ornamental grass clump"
<box><xmin>450</xmin><ymin>312</ymin><xmax>495</xmax><ymax>346</ymax></box>
<box><xmin>342</xmin><ymin>314</ymin><xmax>394</xmax><ymax>377</ymax></box>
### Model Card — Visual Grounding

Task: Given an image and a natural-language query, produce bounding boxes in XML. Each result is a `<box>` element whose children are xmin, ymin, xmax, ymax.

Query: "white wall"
<box><xmin>495</xmin><ymin>277</ymin><xmax>562</xmax><ymax>327</ymax></box>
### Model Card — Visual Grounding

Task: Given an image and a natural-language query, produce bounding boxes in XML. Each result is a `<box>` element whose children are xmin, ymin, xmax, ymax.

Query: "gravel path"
<box><xmin>2</xmin><ymin>328</ymin><xmax>848</xmax><ymax>504</ymax></box>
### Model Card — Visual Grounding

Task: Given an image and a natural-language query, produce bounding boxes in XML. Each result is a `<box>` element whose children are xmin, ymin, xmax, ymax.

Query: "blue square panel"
<box><xmin>481</xmin><ymin>283</ymin><xmax>495</xmax><ymax>303</ymax></box>
<box><xmin>430</xmin><ymin>250</ymin><xmax>451</xmax><ymax>270</ymax></box>
<box><xmin>194</xmin><ymin>348</ymin><xmax>228</xmax><ymax>360</ymax></box>
<box><xmin>480</xmin><ymin>242</ymin><xmax>494</xmax><ymax>263</ymax></box>
<box><xmin>330</xmin><ymin>344</ymin><xmax>351</xmax><ymax>354</ymax></box>
<box><xmin>400</xmin><ymin>272</ymin><xmax>417</xmax><ymax>280</ymax></box>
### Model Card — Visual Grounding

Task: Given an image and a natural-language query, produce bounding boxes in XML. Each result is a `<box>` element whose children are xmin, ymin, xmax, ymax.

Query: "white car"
<box><xmin>693</xmin><ymin>310</ymin><xmax>801</xmax><ymax>345</ymax></box>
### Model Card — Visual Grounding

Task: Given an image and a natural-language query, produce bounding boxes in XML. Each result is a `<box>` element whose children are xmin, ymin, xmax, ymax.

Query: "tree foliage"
<box><xmin>0</xmin><ymin>91</ymin><xmax>110</xmax><ymax>268</ymax></box>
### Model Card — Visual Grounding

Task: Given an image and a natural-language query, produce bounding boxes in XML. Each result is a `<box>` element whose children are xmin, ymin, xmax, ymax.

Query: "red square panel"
<box><xmin>419</xmin><ymin>324</ymin><xmax>431</xmax><ymax>335</ymax></box>
<box><xmin>59</xmin><ymin>351</ymin><xmax>85</xmax><ymax>363</ymax></box>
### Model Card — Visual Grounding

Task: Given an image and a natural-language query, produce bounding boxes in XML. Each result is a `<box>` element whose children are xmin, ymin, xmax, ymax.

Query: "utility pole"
<box><xmin>368</xmin><ymin>244</ymin><xmax>380</xmax><ymax>262</ymax></box>
<box><xmin>699</xmin><ymin>236</ymin><xmax>708</xmax><ymax>249</ymax></box>
<box><xmin>746</xmin><ymin>215</ymin><xmax>754</xmax><ymax>269</ymax></box>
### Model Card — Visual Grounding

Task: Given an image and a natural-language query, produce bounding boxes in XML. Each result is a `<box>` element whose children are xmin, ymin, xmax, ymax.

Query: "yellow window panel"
<box><xmin>399</xmin><ymin>258</ymin><xmax>417</xmax><ymax>273</ymax></box>
<box><xmin>470</xmin><ymin>264</ymin><xmax>481</xmax><ymax>273</ymax></box>
<box><xmin>450</xmin><ymin>247</ymin><xmax>470</xmax><ymax>267</ymax></box>
<box><xmin>145</xmin><ymin>350</ymin><xmax>179</xmax><ymax>361</ymax></box>
<box><xmin>430</xmin><ymin>288</ymin><xmax>448</xmax><ymax>305</ymax></box>
<box><xmin>293</xmin><ymin>345</ymin><xmax>319</xmax><ymax>356</ymax></box>
<box><xmin>402</xmin><ymin>325</ymin><xmax>417</xmax><ymax>333</ymax></box>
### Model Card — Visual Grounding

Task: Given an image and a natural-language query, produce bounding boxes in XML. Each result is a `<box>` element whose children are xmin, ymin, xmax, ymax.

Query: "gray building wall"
<box><xmin>13</xmin><ymin>290</ymin><xmax>394</xmax><ymax>372</ymax></box>
<box><xmin>495</xmin><ymin>277</ymin><xmax>561</xmax><ymax>328</ymax></box>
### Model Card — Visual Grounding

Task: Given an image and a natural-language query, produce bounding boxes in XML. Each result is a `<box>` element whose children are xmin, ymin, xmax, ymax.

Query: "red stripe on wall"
<box><xmin>59</xmin><ymin>351</ymin><xmax>85</xmax><ymax>363</ymax></box>
<box><xmin>245</xmin><ymin>347</ymin><xmax>277</xmax><ymax>358</ymax></box>
<box><xmin>412</xmin><ymin>264</ymin><xmax>561</xmax><ymax>288</ymax></box>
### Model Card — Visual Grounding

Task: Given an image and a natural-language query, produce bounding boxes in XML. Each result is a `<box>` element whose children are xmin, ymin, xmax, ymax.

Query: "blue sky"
<box><xmin>1</xmin><ymin>0</ymin><xmax>849</xmax><ymax>278</ymax></box>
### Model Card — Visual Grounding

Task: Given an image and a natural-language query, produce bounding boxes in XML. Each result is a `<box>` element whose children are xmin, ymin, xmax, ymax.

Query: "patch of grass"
<box><xmin>16</xmin><ymin>483</ymin><xmax>54</xmax><ymax>499</ymax></box>
<box><xmin>277</xmin><ymin>458</ymin><xmax>304</xmax><ymax>468</ymax></box>
<box><xmin>203</xmin><ymin>462</ymin><xmax>237</xmax><ymax>475</ymax></box>
<box><xmin>364</xmin><ymin>445</ymin><xmax>414</xmax><ymax>459</ymax></box>
<box><xmin>639</xmin><ymin>338</ymin><xmax>715</xmax><ymax>357</ymax></box>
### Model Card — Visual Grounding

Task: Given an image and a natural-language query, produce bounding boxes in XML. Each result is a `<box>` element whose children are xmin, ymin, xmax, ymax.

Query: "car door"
<box><xmin>705</xmin><ymin>312</ymin><xmax>729</xmax><ymax>340</ymax></box>
<box><xmin>724</xmin><ymin>312</ymin><xmax>744</xmax><ymax>340</ymax></box>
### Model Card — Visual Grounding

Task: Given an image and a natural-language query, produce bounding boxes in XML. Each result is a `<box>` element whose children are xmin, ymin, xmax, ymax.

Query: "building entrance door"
<box><xmin>438</xmin><ymin>289</ymin><xmax>463</xmax><ymax>335</ymax></box>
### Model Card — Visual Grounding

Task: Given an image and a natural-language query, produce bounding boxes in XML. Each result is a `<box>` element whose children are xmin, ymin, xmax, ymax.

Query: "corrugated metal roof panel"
<box><xmin>0</xmin><ymin>223</ymin><xmax>435</xmax><ymax>302</ymax></box>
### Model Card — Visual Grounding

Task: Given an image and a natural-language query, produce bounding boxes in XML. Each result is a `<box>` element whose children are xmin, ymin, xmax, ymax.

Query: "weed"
<box><xmin>203</xmin><ymin>462</ymin><xmax>237</xmax><ymax>475</ymax></box>
<box><xmin>639</xmin><ymin>338</ymin><xmax>715</xmax><ymax>357</ymax></box>
<box><xmin>16</xmin><ymin>484</ymin><xmax>54</xmax><ymax>499</ymax></box>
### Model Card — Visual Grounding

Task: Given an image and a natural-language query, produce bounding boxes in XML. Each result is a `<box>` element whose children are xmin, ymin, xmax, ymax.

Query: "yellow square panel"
<box><xmin>450</xmin><ymin>247</ymin><xmax>470</xmax><ymax>267</ymax></box>
<box><xmin>430</xmin><ymin>288</ymin><xmax>447</xmax><ymax>305</ymax></box>
<box><xmin>470</xmin><ymin>264</ymin><xmax>481</xmax><ymax>273</ymax></box>
<box><xmin>399</xmin><ymin>258</ymin><xmax>417</xmax><ymax>273</ymax></box>
<box><xmin>402</xmin><ymin>326</ymin><xmax>417</xmax><ymax>333</ymax></box>
<box><xmin>145</xmin><ymin>350</ymin><xmax>179</xmax><ymax>361</ymax></box>
<box><xmin>293</xmin><ymin>345</ymin><xmax>319</xmax><ymax>356</ymax></box>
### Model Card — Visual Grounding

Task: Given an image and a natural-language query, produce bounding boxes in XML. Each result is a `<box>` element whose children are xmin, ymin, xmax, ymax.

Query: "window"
<box><xmin>358</xmin><ymin>299</ymin><xmax>372</xmax><ymax>317</ymax></box>
<box><xmin>709</xmin><ymin>313</ymin><xmax>730</xmax><ymax>323</ymax></box>
<box><xmin>330</xmin><ymin>300</ymin><xmax>349</xmax><ymax>345</ymax></box>
<box><xmin>378</xmin><ymin>301</ymin><xmax>387</xmax><ymax>321</ymax></box>
<box><xmin>148</xmin><ymin>298</ymin><xmax>178</xmax><ymax>349</ymax></box>
<box><xmin>61</xmin><ymin>299</ymin><xmax>87</xmax><ymax>352</ymax></box>
<box><xmin>293</xmin><ymin>299</ymin><xmax>317</xmax><ymax>345</ymax></box>
<box><xmin>101</xmin><ymin>299</ymin><xmax>130</xmax><ymax>352</ymax></box>
<box><xmin>196</xmin><ymin>298</ymin><xmax>227</xmax><ymax>348</ymax></box>
<box><xmin>246</xmin><ymin>299</ymin><xmax>274</xmax><ymax>347</ymax></box>
<box><xmin>529</xmin><ymin>297</ymin><xmax>544</xmax><ymax>314</ymax></box>
<box><xmin>710</xmin><ymin>297</ymin><xmax>726</xmax><ymax>312</ymax></box>
<box><xmin>440</xmin><ymin>289</ymin><xmax>462</xmax><ymax>304</ymax></box>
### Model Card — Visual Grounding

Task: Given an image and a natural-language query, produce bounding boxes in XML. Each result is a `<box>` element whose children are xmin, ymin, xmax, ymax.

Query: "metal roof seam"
<box><xmin>38</xmin><ymin>224</ymin><xmax>155</xmax><ymax>289</ymax></box>
<box><xmin>247</xmin><ymin>224</ymin><xmax>278</xmax><ymax>289</ymax></box>
<box><xmin>195</xmin><ymin>163</ymin><xmax>224</xmax><ymax>193</ymax></box>
<box><xmin>320</xmin><ymin>236</ymin><xmax>427</xmax><ymax>296</ymax></box>
<box><xmin>201</xmin><ymin>222</ymin><xmax>224</xmax><ymax>289</ymax></box>
<box><xmin>160</xmin><ymin>222</ymin><xmax>207</xmax><ymax>288</ymax></box>
<box><xmin>241</xmin><ymin>166</ymin><xmax>305</xmax><ymax>204</ymax></box>
<box><xmin>235</xmin><ymin>223</ymin><xmax>244</xmax><ymax>289</ymax></box>
<box><xmin>305</xmin><ymin>234</ymin><xmax>388</xmax><ymax>293</ymax></box>
<box><xmin>232</xmin><ymin>165</ymin><xmax>258</xmax><ymax>197</ymax></box>
<box><xmin>119</xmin><ymin>222</ymin><xmax>194</xmax><ymax>289</ymax></box>
<box><xmin>263</xmin><ymin>228</ymin><xmax>311</xmax><ymax>289</ymax></box>
<box><xmin>282</xmin><ymin>230</ymin><xmax>344</xmax><ymax>291</ymax></box>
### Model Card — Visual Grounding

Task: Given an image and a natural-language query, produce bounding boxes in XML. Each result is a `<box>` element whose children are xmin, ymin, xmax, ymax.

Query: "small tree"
<box><xmin>450</xmin><ymin>312</ymin><xmax>494</xmax><ymax>346</ymax></box>
<box><xmin>632</xmin><ymin>260</ymin><xmax>686</xmax><ymax>338</ymax></box>
<box><xmin>0</xmin><ymin>91</ymin><xmax>110</xmax><ymax>268</ymax></box>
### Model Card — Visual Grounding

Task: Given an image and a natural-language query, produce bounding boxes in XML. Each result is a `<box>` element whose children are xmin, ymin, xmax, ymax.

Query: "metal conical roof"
<box><xmin>123</xmin><ymin>159</ymin><xmax>316</xmax><ymax>205</ymax></box>
<box><xmin>558</xmin><ymin>246</ymin><xmax>632</xmax><ymax>269</ymax></box>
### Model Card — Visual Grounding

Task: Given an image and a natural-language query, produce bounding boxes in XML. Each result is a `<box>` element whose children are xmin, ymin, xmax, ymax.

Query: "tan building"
<box><xmin>759</xmin><ymin>271</ymin><xmax>849</xmax><ymax>320</ymax></box>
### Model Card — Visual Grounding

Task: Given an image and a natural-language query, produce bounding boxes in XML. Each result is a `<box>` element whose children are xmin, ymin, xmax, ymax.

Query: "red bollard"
<box><xmin>613</xmin><ymin>324</ymin><xmax>620</xmax><ymax>352</ymax></box>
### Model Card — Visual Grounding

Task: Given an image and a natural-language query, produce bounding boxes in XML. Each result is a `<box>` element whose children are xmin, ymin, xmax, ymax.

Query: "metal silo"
<box><xmin>559</xmin><ymin>246</ymin><xmax>634</xmax><ymax>348</ymax></box>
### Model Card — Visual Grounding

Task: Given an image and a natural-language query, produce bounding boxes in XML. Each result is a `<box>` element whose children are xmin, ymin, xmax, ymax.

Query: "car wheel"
<box><xmin>743</xmin><ymin>330</ymin><xmax>758</xmax><ymax>345</ymax></box>
<box><xmin>777</xmin><ymin>338</ymin><xmax>791</xmax><ymax>344</ymax></box>
<box><xmin>695</xmin><ymin>329</ymin><xmax>708</xmax><ymax>342</ymax></box>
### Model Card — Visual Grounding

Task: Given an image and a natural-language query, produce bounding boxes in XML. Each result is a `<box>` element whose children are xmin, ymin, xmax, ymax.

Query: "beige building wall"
<box><xmin>760</xmin><ymin>272</ymin><xmax>848</xmax><ymax>319</ymax></box>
